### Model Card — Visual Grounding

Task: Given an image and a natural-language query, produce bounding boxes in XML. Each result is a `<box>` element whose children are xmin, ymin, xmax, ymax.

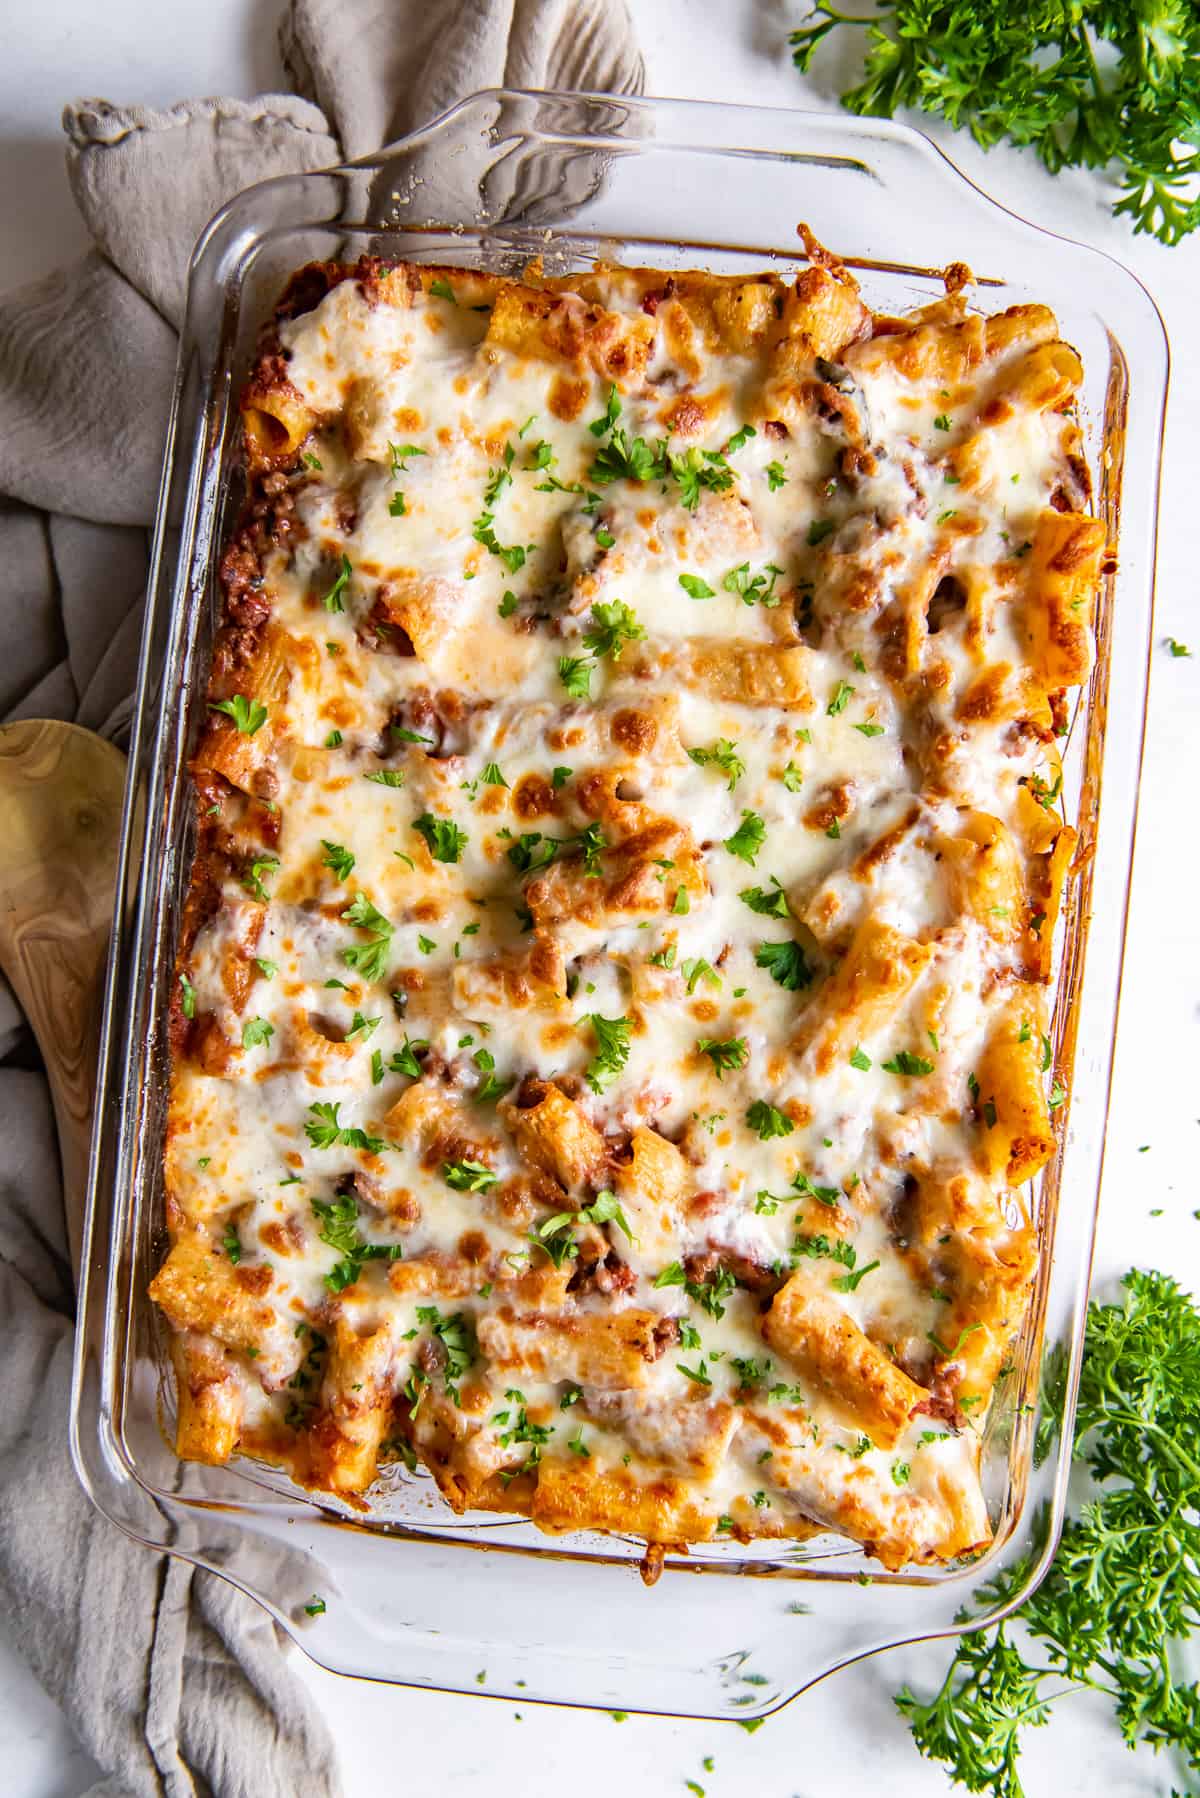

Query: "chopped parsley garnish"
<box><xmin>321</xmin><ymin>555</ymin><xmax>352</xmax><ymax>612</ymax></box>
<box><xmin>854</xmin><ymin>721</ymin><xmax>885</xmax><ymax>738</ymax></box>
<box><xmin>582</xmin><ymin>599</ymin><xmax>646</xmax><ymax>662</ymax></box>
<box><xmin>253</xmin><ymin>957</ymin><xmax>277</xmax><ymax>980</ymax></box>
<box><xmin>1166</xmin><ymin>637</ymin><xmax>1191</xmax><ymax>657</ymax></box>
<box><xmin>492</xmin><ymin>1387</ymin><xmax>553</xmax><ymax>1467</ymax></box>
<box><xmin>726</xmin><ymin>424</ymin><xmax>757</xmax><ymax>453</ymax></box>
<box><xmin>681</xmin><ymin>956</ymin><xmax>721</xmax><ymax>994</ymax></box>
<box><xmin>241</xmin><ymin>1017</ymin><xmax>274</xmax><ymax>1049</ymax></box>
<box><xmin>321</xmin><ymin>840</ymin><xmax>355</xmax><ymax>882</ymax></box>
<box><xmin>364</xmin><ymin>769</ymin><xmax>406</xmax><ymax>788</ymax></box>
<box><xmin>792</xmin><ymin>1170</ymin><xmax>842</xmax><ymax>1207</ymax></box>
<box><xmin>340</xmin><ymin>892</ymin><xmax>394</xmax><ymax>983</ymax></box>
<box><xmin>551</xmin><ymin>765</ymin><xmax>572</xmax><ymax>788</ymax></box>
<box><xmin>498</xmin><ymin>589</ymin><xmax>519</xmax><ymax>618</ymax></box>
<box><xmin>589</xmin><ymin>427</ymin><xmax>662</xmax><ymax>487</ymax></box>
<box><xmin>827</xmin><ymin>679</ymin><xmax>855</xmax><ymax>716</ymax></box>
<box><xmin>669</xmin><ymin>445</ymin><xmax>734</xmax><ymax>510</ymax></box>
<box><xmin>324</xmin><ymin>729</ymin><xmax>343</xmax><ymax>748</ymax></box>
<box><xmin>766</xmin><ymin>461</ymin><xmax>787</xmax><ymax>490</ymax></box>
<box><xmin>849</xmin><ymin>1045</ymin><xmax>872</xmax><ymax>1071</ymax></box>
<box><xmin>582</xmin><ymin>1013</ymin><xmax>632</xmax><ymax>1094</ymax></box>
<box><xmin>807</xmin><ymin>519</ymin><xmax>835</xmax><ymax>547</ymax></box>
<box><xmin>531</xmin><ymin>1212</ymin><xmax>581</xmax><ymax>1269</ymax></box>
<box><xmin>345</xmin><ymin>1011</ymin><xmax>379</xmax><ymax>1042</ymax></box>
<box><xmin>388</xmin><ymin>491</ymin><xmax>407</xmax><ymax>517</ymax></box>
<box><xmin>429</xmin><ymin>277</ymin><xmax>456</xmax><ymax>303</ymax></box>
<box><xmin>443</xmin><ymin>1160</ymin><xmax>499</xmax><ymax>1192</ymax></box>
<box><xmin>832</xmin><ymin>1258</ymin><xmax>881</xmax><ymax>1293</ymax></box>
<box><xmin>581</xmin><ymin>1188</ymin><xmax>635</xmax><ymax>1242</ymax></box>
<box><xmin>688</xmin><ymin>737</ymin><xmax>745</xmax><ymax>789</ymax></box>
<box><xmin>740</xmin><ymin>878</ymin><xmax>792</xmax><ymax>920</ymax></box>
<box><xmin>589</xmin><ymin>383</ymin><xmax>622</xmax><ymax>437</ymax></box>
<box><xmin>179</xmin><ymin>974</ymin><xmax>196</xmax><ymax>1019</ymax></box>
<box><xmin>483</xmin><ymin>442</ymin><xmax>516</xmax><ymax>507</ymax></box>
<box><xmin>222</xmin><ymin>1224</ymin><xmax>241</xmax><ymax>1263</ymax></box>
<box><xmin>304</xmin><ymin>1102</ymin><xmax>387</xmax><ymax>1156</ymax></box>
<box><xmin>724</xmin><ymin>810</ymin><xmax>766</xmax><ymax>865</ymax></box>
<box><xmin>389</xmin><ymin>1034</ymin><xmax>429</xmax><ymax>1079</ymax></box>
<box><xmin>933</xmin><ymin>413</ymin><xmax>952</xmax><ymax>431</ymax></box>
<box><xmin>472</xmin><ymin>511</ymin><xmax>532</xmax><ymax>573</ymax></box>
<box><xmin>745</xmin><ymin>1099</ymin><xmax>794</xmax><ymax>1141</ymax></box>
<box><xmin>755</xmin><ymin>939</ymin><xmax>815</xmax><ymax>991</ymax></box>
<box><xmin>882</xmin><ymin>1050</ymin><xmax>935</xmax><ymax>1076</ymax></box>
<box><xmin>209</xmin><ymin>693</ymin><xmax>268</xmax><ymax>735</ymax></box>
<box><xmin>697</xmin><ymin>1037</ymin><xmax>749</xmax><ymax>1079</ymax></box>
<box><xmin>415</xmin><ymin>1305</ymin><xmax>476</xmax><ymax>1401</ymax></box>
<box><xmin>311</xmin><ymin>1190</ymin><xmax>399</xmax><ymax>1290</ymax></box>
<box><xmin>243</xmin><ymin>853</ymin><xmax>280</xmax><ymax>903</ymax></box>
<box><xmin>793</xmin><ymin>1231</ymin><xmax>855</xmax><ymax>1267</ymax></box>
<box><xmin>723</xmin><ymin>561</ymin><xmax>784</xmax><ymax>607</ymax></box>
<box><xmin>412</xmin><ymin>812</ymin><xmax>468</xmax><ymax>863</ymax></box>
<box><xmin>558</xmin><ymin>655</ymin><xmax>593</xmax><ymax>699</ymax></box>
<box><xmin>679</xmin><ymin>573</ymin><xmax>715</xmax><ymax>599</ymax></box>
<box><xmin>506</xmin><ymin>832</ymin><xmax>560</xmax><ymax>876</ymax></box>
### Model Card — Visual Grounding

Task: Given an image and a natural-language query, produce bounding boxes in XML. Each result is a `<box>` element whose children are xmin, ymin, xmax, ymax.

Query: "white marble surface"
<box><xmin>1</xmin><ymin>3</ymin><xmax>1196</xmax><ymax>1793</ymax></box>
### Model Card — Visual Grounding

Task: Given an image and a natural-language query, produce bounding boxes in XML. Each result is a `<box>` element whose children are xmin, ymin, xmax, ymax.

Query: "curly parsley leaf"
<box><xmin>412</xmin><ymin>812</ymin><xmax>468</xmax><ymax>864</ymax></box>
<box><xmin>755</xmin><ymin>938</ymin><xmax>815</xmax><ymax>991</ymax></box>
<box><xmin>339</xmin><ymin>892</ymin><xmax>394</xmax><ymax>983</ymax></box>
<box><xmin>311</xmin><ymin>1191</ymin><xmax>399</xmax><ymax>1291</ymax></box>
<box><xmin>745</xmin><ymin>1099</ymin><xmax>794</xmax><ymax>1141</ymax></box>
<box><xmin>321</xmin><ymin>840</ymin><xmax>356</xmax><ymax>882</ymax></box>
<box><xmin>210</xmin><ymin>693</ymin><xmax>268</xmax><ymax>735</ymax></box>
<box><xmin>582</xmin><ymin>599</ymin><xmax>646</xmax><ymax>662</ymax></box>
<box><xmin>442</xmin><ymin>1159</ymin><xmax>499</xmax><ymax>1193</ymax></box>
<box><xmin>321</xmin><ymin>555</ymin><xmax>352</xmax><ymax>613</ymax></box>
<box><xmin>882</xmin><ymin>1049</ymin><xmax>935</xmax><ymax>1076</ymax></box>
<box><xmin>305</xmin><ymin>1102</ymin><xmax>387</xmax><ymax>1156</ymax></box>
<box><xmin>724</xmin><ymin>810</ymin><xmax>767</xmax><ymax>866</ymax></box>
<box><xmin>558</xmin><ymin>655</ymin><xmax>593</xmax><ymax>700</ymax></box>
<box><xmin>582</xmin><ymin>1012</ymin><xmax>632</xmax><ymax>1094</ymax></box>
<box><xmin>697</xmin><ymin>1036</ymin><xmax>749</xmax><ymax>1079</ymax></box>
<box><xmin>739</xmin><ymin>878</ymin><xmax>792</xmax><ymax>920</ymax></box>
<box><xmin>688</xmin><ymin>737</ymin><xmax>745</xmax><ymax>790</ymax></box>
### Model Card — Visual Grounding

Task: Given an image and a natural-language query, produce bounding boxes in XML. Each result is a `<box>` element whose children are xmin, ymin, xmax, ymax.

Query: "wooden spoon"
<box><xmin>0</xmin><ymin>719</ymin><xmax>127</xmax><ymax>1278</ymax></box>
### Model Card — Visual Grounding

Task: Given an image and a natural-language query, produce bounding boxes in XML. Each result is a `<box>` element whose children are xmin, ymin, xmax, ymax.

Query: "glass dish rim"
<box><xmin>68</xmin><ymin>86</ymin><xmax>1169</xmax><ymax>1712</ymax></box>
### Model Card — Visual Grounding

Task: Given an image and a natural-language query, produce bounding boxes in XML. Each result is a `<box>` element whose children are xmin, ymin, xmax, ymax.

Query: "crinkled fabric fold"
<box><xmin>0</xmin><ymin>3</ymin><xmax>642</xmax><ymax>1794</ymax></box>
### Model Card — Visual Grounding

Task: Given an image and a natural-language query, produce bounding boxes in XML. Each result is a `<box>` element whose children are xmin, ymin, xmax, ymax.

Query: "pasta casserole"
<box><xmin>152</xmin><ymin>237</ymin><xmax>1101</xmax><ymax>1575</ymax></box>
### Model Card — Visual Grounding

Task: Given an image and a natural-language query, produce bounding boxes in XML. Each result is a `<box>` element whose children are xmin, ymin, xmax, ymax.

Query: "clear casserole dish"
<box><xmin>70</xmin><ymin>89</ymin><xmax>1166</xmax><ymax>1719</ymax></box>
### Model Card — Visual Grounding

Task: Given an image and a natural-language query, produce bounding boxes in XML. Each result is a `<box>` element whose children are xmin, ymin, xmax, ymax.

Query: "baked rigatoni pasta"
<box><xmin>154</xmin><ymin>240</ymin><xmax>1099</xmax><ymax>1574</ymax></box>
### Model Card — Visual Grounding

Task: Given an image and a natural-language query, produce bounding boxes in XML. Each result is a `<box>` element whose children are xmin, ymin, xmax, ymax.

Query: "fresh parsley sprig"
<box><xmin>896</xmin><ymin>1269</ymin><xmax>1200</xmax><ymax>1794</ymax></box>
<box><xmin>790</xmin><ymin>2</ymin><xmax>1200</xmax><ymax>246</ymax></box>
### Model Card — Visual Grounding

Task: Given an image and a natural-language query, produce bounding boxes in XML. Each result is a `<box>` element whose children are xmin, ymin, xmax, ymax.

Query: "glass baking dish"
<box><xmin>70</xmin><ymin>90</ymin><xmax>1166</xmax><ymax>1719</ymax></box>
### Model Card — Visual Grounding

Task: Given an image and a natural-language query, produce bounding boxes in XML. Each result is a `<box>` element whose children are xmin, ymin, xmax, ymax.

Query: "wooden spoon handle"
<box><xmin>0</xmin><ymin>720</ymin><xmax>127</xmax><ymax>1279</ymax></box>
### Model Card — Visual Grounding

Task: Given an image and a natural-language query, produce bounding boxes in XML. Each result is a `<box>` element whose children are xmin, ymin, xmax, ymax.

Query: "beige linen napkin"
<box><xmin>0</xmin><ymin>4</ymin><xmax>642</xmax><ymax>1793</ymax></box>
